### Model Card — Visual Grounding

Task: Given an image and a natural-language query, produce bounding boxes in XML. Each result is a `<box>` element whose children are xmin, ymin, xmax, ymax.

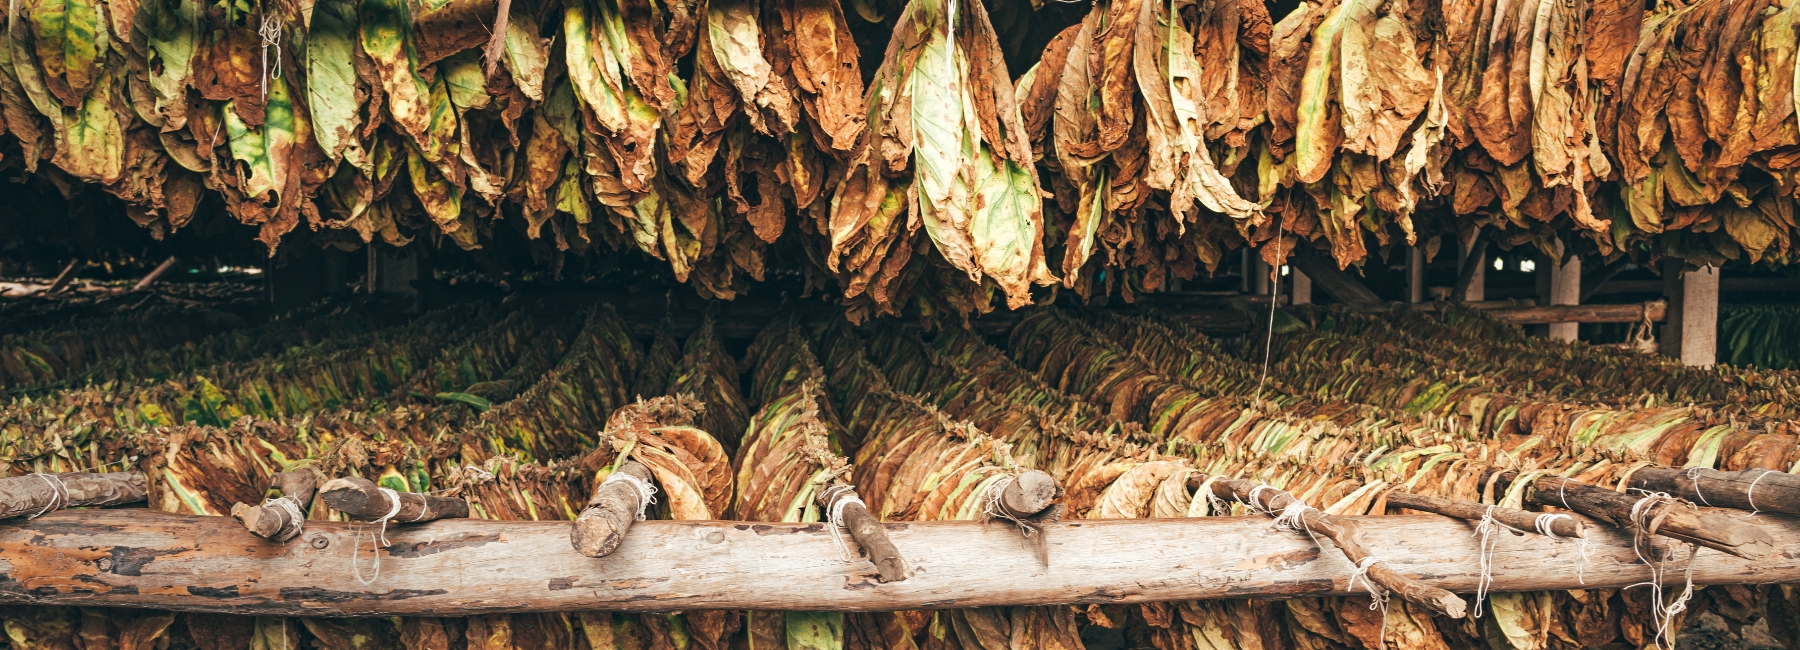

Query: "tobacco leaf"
<box><xmin>307</xmin><ymin>0</ymin><xmax>362</xmax><ymax>161</ymax></box>
<box><xmin>25</xmin><ymin>0</ymin><xmax>107</xmax><ymax>106</ymax></box>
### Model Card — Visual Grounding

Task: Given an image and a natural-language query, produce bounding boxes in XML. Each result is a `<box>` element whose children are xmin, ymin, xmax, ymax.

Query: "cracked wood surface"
<box><xmin>2</xmin><ymin>509</ymin><xmax>1798</xmax><ymax>616</ymax></box>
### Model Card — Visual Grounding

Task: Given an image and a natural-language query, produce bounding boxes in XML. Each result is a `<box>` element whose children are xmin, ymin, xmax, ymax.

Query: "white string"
<box><xmin>1470</xmin><ymin>506</ymin><xmax>1522</xmax><ymax>617</ymax></box>
<box><xmin>820</xmin><ymin>484</ymin><xmax>864</xmax><ymax>561</ymax></box>
<box><xmin>262</xmin><ymin>495</ymin><xmax>307</xmax><ymax>540</ymax></box>
<box><xmin>981</xmin><ymin>476</ymin><xmax>1037</xmax><ymax>537</ymax></box>
<box><xmin>1346</xmin><ymin>556</ymin><xmax>1390</xmax><ymax>650</ymax></box>
<box><xmin>602</xmin><ymin>472</ymin><xmax>657</xmax><ymax>521</ymax></box>
<box><xmin>1271</xmin><ymin>499</ymin><xmax>1309</xmax><ymax>533</ymax></box>
<box><xmin>1246</xmin><ymin>485</ymin><xmax>1280</xmax><ymax>515</ymax></box>
<box><xmin>1253</xmin><ymin>215</ymin><xmax>1286</xmax><ymax>406</ymax></box>
<box><xmin>1626</xmin><ymin>492</ymin><xmax>1694</xmax><ymax>649</ymax></box>
<box><xmin>1683</xmin><ymin>467</ymin><xmax>1712</xmax><ymax>507</ymax></box>
<box><xmin>352</xmin><ymin>488</ymin><xmax>406</xmax><ymax>585</ymax></box>
<box><xmin>1745</xmin><ymin>469</ymin><xmax>1774</xmax><ymax>516</ymax></box>
<box><xmin>29</xmin><ymin>473</ymin><xmax>68</xmax><ymax>519</ymax></box>
<box><xmin>258</xmin><ymin>15</ymin><xmax>282</xmax><ymax>99</ymax></box>
<box><xmin>1533</xmin><ymin>513</ymin><xmax>1591</xmax><ymax>584</ymax></box>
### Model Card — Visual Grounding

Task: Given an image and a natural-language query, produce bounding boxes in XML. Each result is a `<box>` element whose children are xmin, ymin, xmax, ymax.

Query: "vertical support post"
<box><xmin>1681</xmin><ymin>265</ymin><xmax>1719</xmax><ymax>367</ymax></box>
<box><xmin>1407</xmin><ymin>247</ymin><xmax>1424</xmax><ymax>303</ymax></box>
<box><xmin>1252</xmin><ymin>256</ymin><xmax>1271</xmax><ymax>296</ymax></box>
<box><xmin>1458</xmin><ymin>244</ymin><xmax>1486</xmax><ymax>301</ymax></box>
<box><xmin>1661</xmin><ymin>258</ymin><xmax>1685</xmax><ymax>358</ymax></box>
<box><xmin>1291</xmin><ymin>269</ymin><xmax>1312</xmax><ymax>305</ymax></box>
<box><xmin>1548</xmin><ymin>241</ymin><xmax>1581</xmax><ymax>341</ymax></box>
<box><xmin>1240</xmin><ymin>249</ymin><xmax>1252</xmax><ymax>294</ymax></box>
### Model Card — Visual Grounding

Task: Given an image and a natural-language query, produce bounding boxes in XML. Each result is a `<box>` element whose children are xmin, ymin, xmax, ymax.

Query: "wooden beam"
<box><xmin>45</xmin><ymin>260</ymin><xmax>79</xmax><ymax>294</ymax></box>
<box><xmin>1627</xmin><ymin>468</ymin><xmax>1800</xmax><ymax>516</ymax></box>
<box><xmin>1289</xmin><ymin>247</ymin><xmax>1385</xmax><ymax>311</ymax></box>
<box><xmin>5</xmin><ymin>509</ymin><xmax>1800</xmax><ymax>616</ymax></box>
<box><xmin>1481</xmin><ymin>301</ymin><xmax>1665</xmax><ymax>325</ymax></box>
<box><xmin>1453</xmin><ymin>235</ymin><xmax>1487</xmax><ymax>302</ymax></box>
<box><xmin>1547</xmin><ymin>245</ymin><xmax>1580</xmax><ymax>341</ymax></box>
<box><xmin>1593</xmin><ymin>277</ymin><xmax>1800</xmax><ymax>295</ymax></box>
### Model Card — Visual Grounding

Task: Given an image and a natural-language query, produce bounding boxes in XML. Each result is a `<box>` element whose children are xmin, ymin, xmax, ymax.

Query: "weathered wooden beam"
<box><xmin>5</xmin><ymin>509</ymin><xmax>1800</xmax><ymax>616</ymax></box>
<box><xmin>1482</xmin><ymin>301</ymin><xmax>1665</xmax><ymax>325</ymax></box>
<box><xmin>318</xmin><ymin>477</ymin><xmax>468</xmax><ymax>523</ymax></box>
<box><xmin>1626</xmin><ymin>468</ymin><xmax>1800</xmax><ymax>516</ymax></box>
<box><xmin>0</xmin><ymin>472</ymin><xmax>147</xmax><ymax>520</ymax></box>
<box><xmin>1290</xmin><ymin>247</ymin><xmax>1386</xmax><ymax>311</ymax></box>
<box><xmin>816</xmin><ymin>482</ymin><xmax>908</xmax><ymax>583</ymax></box>
<box><xmin>572</xmin><ymin>462</ymin><xmax>655</xmax><ymax>558</ymax></box>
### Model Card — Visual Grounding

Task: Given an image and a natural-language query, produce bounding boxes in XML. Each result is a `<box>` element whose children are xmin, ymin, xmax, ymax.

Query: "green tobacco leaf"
<box><xmin>502</xmin><ymin>6</ymin><xmax>550</xmax><ymax>101</ymax></box>
<box><xmin>224</xmin><ymin>78</ymin><xmax>296</xmax><ymax>199</ymax></box>
<box><xmin>442</xmin><ymin>50</ymin><xmax>490</xmax><ymax>110</ymax></box>
<box><xmin>971</xmin><ymin>152</ymin><xmax>1047</xmax><ymax>308</ymax></box>
<box><xmin>54</xmin><ymin>69</ymin><xmax>123</xmax><ymax>182</ymax></box>
<box><xmin>434</xmin><ymin>391</ymin><xmax>492</xmax><ymax>412</ymax></box>
<box><xmin>407</xmin><ymin>143</ymin><xmax>463</xmax><ymax>227</ymax></box>
<box><xmin>138</xmin><ymin>0</ymin><xmax>202</xmax><ymax>128</ymax></box>
<box><xmin>1293</xmin><ymin>0</ymin><xmax>1350</xmax><ymax>184</ymax></box>
<box><xmin>27</xmin><ymin>0</ymin><xmax>108</xmax><ymax>103</ymax></box>
<box><xmin>361</xmin><ymin>0</ymin><xmax>456</xmax><ymax>163</ymax></box>
<box><xmin>784</xmin><ymin>611</ymin><xmax>844</xmax><ymax>650</ymax></box>
<box><xmin>306</xmin><ymin>0</ymin><xmax>360</xmax><ymax>160</ymax></box>
<box><xmin>564</xmin><ymin>0</ymin><xmax>629</xmax><ymax>131</ymax></box>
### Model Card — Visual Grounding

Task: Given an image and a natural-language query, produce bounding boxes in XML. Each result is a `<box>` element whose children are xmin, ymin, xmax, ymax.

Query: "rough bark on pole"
<box><xmin>1484</xmin><ymin>471</ymin><xmax>1775</xmax><ymax>559</ymax></box>
<box><xmin>1383</xmin><ymin>492</ymin><xmax>1584</xmax><ymax>539</ymax></box>
<box><xmin>0</xmin><ymin>472</ymin><xmax>147</xmax><ymax>520</ymax></box>
<box><xmin>8</xmin><ymin>509</ymin><xmax>1800</xmax><ymax>615</ymax></box>
<box><xmin>818</xmin><ymin>481</ymin><xmax>908</xmax><ymax>583</ymax></box>
<box><xmin>318</xmin><ymin>477</ymin><xmax>468</xmax><ymax>522</ymax></box>
<box><xmin>132</xmin><ymin>256</ymin><xmax>178</xmax><ymax>292</ymax></box>
<box><xmin>1210</xmin><ymin>478</ymin><xmax>1468</xmax><ymax>619</ymax></box>
<box><xmin>571</xmin><ymin>461</ymin><xmax>655</xmax><ymax>558</ymax></box>
<box><xmin>1626</xmin><ymin>468</ymin><xmax>1799</xmax><ymax>516</ymax></box>
<box><xmin>230</xmin><ymin>470</ymin><xmax>318</xmax><ymax>542</ymax></box>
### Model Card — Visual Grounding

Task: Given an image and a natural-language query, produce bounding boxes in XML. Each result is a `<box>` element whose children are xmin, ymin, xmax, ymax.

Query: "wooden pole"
<box><xmin>9</xmin><ymin>509</ymin><xmax>1800</xmax><ymax>616</ymax></box>
<box><xmin>1626</xmin><ymin>468</ymin><xmax>1799</xmax><ymax>516</ymax></box>
<box><xmin>318</xmin><ymin>477</ymin><xmax>468</xmax><ymax>523</ymax></box>
<box><xmin>0</xmin><ymin>472</ymin><xmax>146</xmax><ymax>520</ymax></box>
<box><xmin>1290</xmin><ymin>247</ymin><xmax>1386</xmax><ymax>311</ymax></box>
<box><xmin>571</xmin><ymin>461</ymin><xmax>655</xmax><ymax>558</ymax></box>
<box><xmin>1291</xmin><ymin>269</ymin><xmax>1312</xmax><ymax>305</ymax></box>
<box><xmin>1681</xmin><ymin>265</ymin><xmax>1719</xmax><ymax>367</ymax></box>
<box><xmin>230</xmin><ymin>471</ymin><xmax>318</xmax><ymax>542</ymax></box>
<box><xmin>1209</xmin><ymin>479</ymin><xmax>1468</xmax><ymax>619</ymax></box>
<box><xmin>1383</xmin><ymin>492</ymin><xmax>1584</xmax><ymax>539</ymax></box>
<box><xmin>817</xmin><ymin>482</ymin><xmax>908</xmax><ymax>583</ymax></box>
<box><xmin>1453</xmin><ymin>235</ymin><xmax>1487</xmax><ymax>302</ymax></box>
<box><xmin>1547</xmin><ymin>241</ymin><xmax>1580</xmax><ymax>341</ymax></box>
<box><xmin>1407</xmin><ymin>246</ymin><xmax>1424</xmax><ymax>304</ymax></box>
<box><xmin>1482</xmin><ymin>301</ymin><xmax>1665</xmax><ymax>325</ymax></box>
<box><xmin>1483</xmin><ymin>471</ymin><xmax>1776</xmax><ymax>559</ymax></box>
<box><xmin>45</xmin><ymin>260</ymin><xmax>79</xmax><ymax>294</ymax></box>
<box><xmin>131</xmin><ymin>256</ymin><xmax>178</xmax><ymax>292</ymax></box>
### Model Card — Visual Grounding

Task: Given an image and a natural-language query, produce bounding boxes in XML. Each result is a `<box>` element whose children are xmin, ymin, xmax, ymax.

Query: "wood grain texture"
<box><xmin>5</xmin><ymin>509</ymin><xmax>1800</xmax><ymax>616</ymax></box>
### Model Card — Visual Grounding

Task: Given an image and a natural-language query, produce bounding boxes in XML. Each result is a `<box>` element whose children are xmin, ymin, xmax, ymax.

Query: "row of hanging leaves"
<box><xmin>6</xmin><ymin>0</ymin><xmax>1800</xmax><ymax>318</ymax></box>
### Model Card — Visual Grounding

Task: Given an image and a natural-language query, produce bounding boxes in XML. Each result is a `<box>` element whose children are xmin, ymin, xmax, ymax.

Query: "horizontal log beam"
<box><xmin>5</xmin><ymin>509</ymin><xmax>1800</xmax><ymax>616</ymax></box>
<box><xmin>1479</xmin><ymin>301</ymin><xmax>1664</xmax><ymax>324</ymax></box>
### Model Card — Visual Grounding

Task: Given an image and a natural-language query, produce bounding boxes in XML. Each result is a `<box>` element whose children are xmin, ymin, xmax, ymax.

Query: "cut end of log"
<box><xmin>1000</xmin><ymin>470</ymin><xmax>1060</xmax><ymax>517</ymax></box>
<box><xmin>571</xmin><ymin>514</ymin><xmax>629</xmax><ymax>558</ymax></box>
<box><xmin>319</xmin><ymin>477</ymin><xmax>380</xmax><ymax>514</ymax></box>
<box><xmin>570</xmin><ymin>462</ymin><xmax>654</xmax><ymax>558</ymax></box>
<box><xmin>1437</xmin><ymin>594</ymin><xmax>1468</xmax><ymax>619</ymax></box>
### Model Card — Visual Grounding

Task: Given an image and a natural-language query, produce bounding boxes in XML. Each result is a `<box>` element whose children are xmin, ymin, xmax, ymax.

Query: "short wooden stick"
<box><xmin>230</xmin><ymin>470</ymin><xmax>318</xmax><ymax>542</ymax></box>
<box><xmin>993</xmin><ymin>470</ymin><xmax>1060</xmax><ymax>519</ymax></box>
<box><xmin>0</xmin><ymin>472</ymin><xmax>146</xmax><ymax>520</ymax></box>
<box><xmin>571</xmin><ymin>461</ymin><xmax>655</xmax><ymax>558</ymax></box>
<box><xmin>818</xmin><ymin>482</ymin><xmax>908</xmax><ymax>583</ymax></box>
<box><xmin>318</xmin><ymin>476</ymin><xmax>467</xmax><ymax>523</ymax></box>
<box><xmin>1485</xmin><ymin>470</ymin><xmax>1775</xmax><ymax>559</ymax></box>
<box><xmin>1384</xmin><ymin>492</ymin><xmax>1585</xmax><ymax>539</ymax></box>
<box><xmin>1211</xmin><ymin>478</ymin><xmax>1467</xmax><ymax>619</ymax></box>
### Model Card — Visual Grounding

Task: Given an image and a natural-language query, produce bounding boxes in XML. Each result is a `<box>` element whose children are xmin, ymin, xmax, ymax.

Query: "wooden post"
<box><xmin>1291</xmin><ymin>269</ymin><xmax>1312</xmax><ymax>305</ymax></box>
<box><xmin>572</xmin><ymin>462</ymin><xmax>655</xmax><ymax>558</ymax></box>
<box><xmin>1660</xmin><ymin>258</ymin><xmax>1684</xmax><ymax>357</ymax></box>
<box><xmin>818</xmin><ymin>482</ymin><xmax>909</xmax><ymax>583</ymax></box>
<box><xmin>1252</xmin><ymin>255</ymin><xmax>1271</xmax><ymax>296</ymax></box>
<box><xmin>131</xmin><ymin>256</ymin><xmax>178</xmax><ymax>292</ymax></box>
<box><xmin>1483</xmin><ymin>471</ymin><xmax>1775</xmax><ymax>559</ymax></box>
<box><xmin>45</xmin><ymin>260</ymin><xmax>79</xmax><ymax>294</ymax></box>
<box><xmin>1407</xmin><ymin>246</ymin><xmax>1424</xmax><ymax>303</ymax></box>
<box><xmin>1681</xmin><ymin>265</ymin><xmax>1719</xmax><ymax>367</ymax></box>
<box><xmin>1456</xmin><ymin>237</ymin><xmax>1487</xmax><ymax>302</ymax></box>
<box><xmin>1548</xmin><ymin>241</ymin><xmax>1581</xmax><ymax>341</ymax></box>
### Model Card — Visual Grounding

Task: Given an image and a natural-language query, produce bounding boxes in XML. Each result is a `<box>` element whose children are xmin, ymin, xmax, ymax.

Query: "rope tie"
<box><xmin>1347</xmin><ymin>556</ymin><xmax>1391</xmax><ymax>650</ymax></box>
<box><xmin>820</xmin><ymin>484</ymin><xmax>864</xmax><ymax>561</ymax></box>
<box><xmin>1533</xmin><ymin>513</ymin><xmax>1591</xmax><ymax>584</ymax></box>
<box><xmin>352</xmin><ymin>488</ymin><xmax>407</xmax><ymax>585</ymax></box>
<box><xmin>1626</xmin><ymin>491</ymin><xmax>1695</xmax><ymax>649</ymax></box>
<box><xmin>262</xmin><ymin>495</ymin><xmax>307</xmax><ymax>539</ymax></box>
<box><xmin>602</xmin><ymin>471</ymin><xmax>657</xmax><ymax>521</ymax></box>
<box><xmin>258</xmin><ymin>14</ymin><xmax>282</xmax><ymax>99</ymax></box>
<box><xmin>981</xmin><ymin>476</ymin><xmax>1036</xmax><ymax>538</ymax></box>
<box><xmin>1683</xmin><ymin>467</ymin><xmax>1712</xmax><ymax>507</ymax></box>
<box><xmin>1471</xmin><ymin>506</ymin><xmax>1524</xmax><ymax>617</ymax></box>
<box><xmin>29</xmin><ymin>473</ymin><xmax>69</xmax><ymax>519</ymax></box>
